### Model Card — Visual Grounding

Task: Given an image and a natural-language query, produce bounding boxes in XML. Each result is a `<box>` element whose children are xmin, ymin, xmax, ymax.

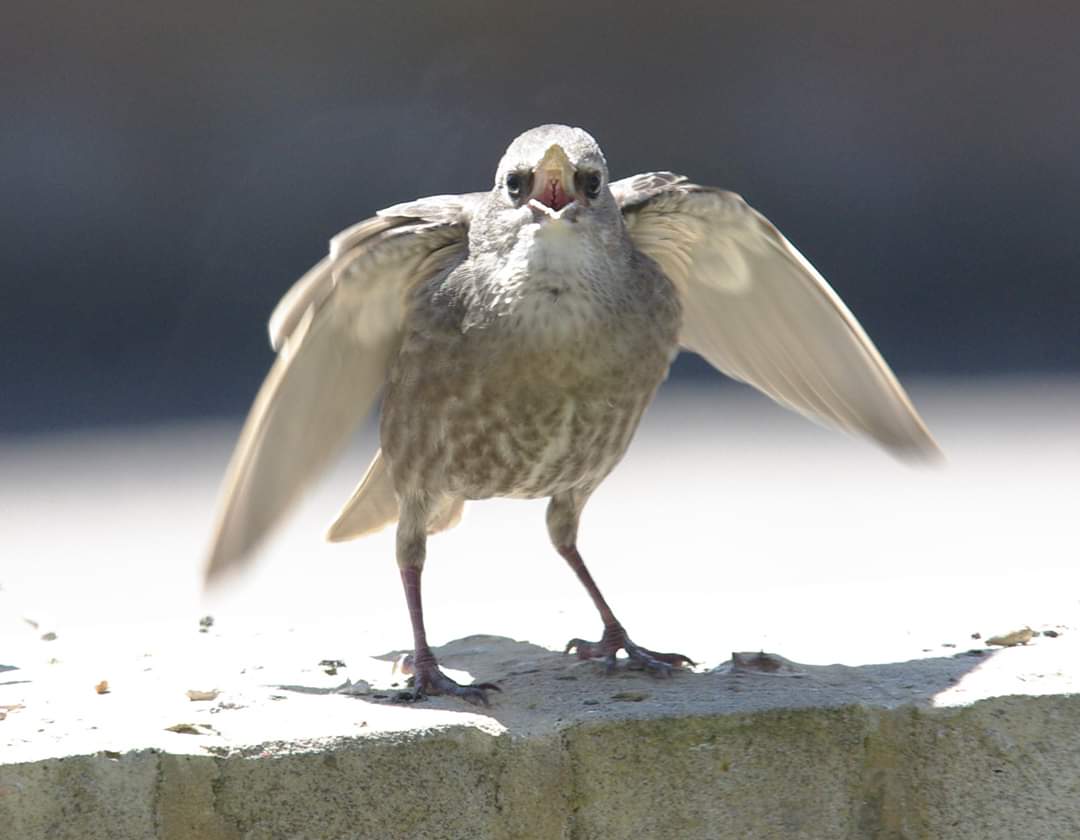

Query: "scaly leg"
<box><xmin>548</xmin><ymin>492</ymin><xmax>694</xmax><ymax>675</ymax></box>
<box><xmin>396</xmin><ymin>498</ymin><xmax>499</xmax><ymax>705</ymax></box>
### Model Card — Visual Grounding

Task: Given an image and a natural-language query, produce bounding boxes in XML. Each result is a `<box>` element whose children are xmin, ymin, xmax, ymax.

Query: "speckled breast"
<box><xmin>440</xmin><ymin>344</ymin><xmax>658</xmax><ymax>500</ymax></box>
<box><xmin>381</xmin><ymin>312</ymin><xmax>676</xmax><ymax>502</ymax></box>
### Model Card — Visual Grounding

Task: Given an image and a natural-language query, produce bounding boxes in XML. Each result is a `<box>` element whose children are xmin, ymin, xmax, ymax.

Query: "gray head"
<box><xmin>471</xmin><ymin>125</ymin><xmax>624</xmax><ymax>256</ymax></box>
<box><xmin>495</xmin><ymin>125</ymin><xmax>608</xmax><ymax>209</ymax></box>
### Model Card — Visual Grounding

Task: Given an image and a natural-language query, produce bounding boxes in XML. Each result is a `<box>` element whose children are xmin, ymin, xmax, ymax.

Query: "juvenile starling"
<box><xmin>206</xmin><ymin>124</ymin><xmax>939</xmax><ymax>704</ymax></box>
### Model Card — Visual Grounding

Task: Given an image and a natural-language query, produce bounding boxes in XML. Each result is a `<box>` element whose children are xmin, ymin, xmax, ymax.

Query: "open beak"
<box><xmin>529</xmin><ymin>144</ymin><xmax>576</xmax><ymax>213</ymax></box>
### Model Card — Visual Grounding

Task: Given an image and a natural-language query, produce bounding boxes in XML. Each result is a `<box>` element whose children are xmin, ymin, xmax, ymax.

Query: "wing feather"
<box><xmin>620</xmin><ymin>181</ymin><xmax>941</xmax><ymax>461</ymax></box>
<box><xmin>205</xmin><ymin>202</ymin><xmax>471</xmax><ymax>581</ymax></box>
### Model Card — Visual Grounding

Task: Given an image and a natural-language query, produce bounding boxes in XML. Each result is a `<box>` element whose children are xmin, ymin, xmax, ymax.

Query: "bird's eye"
<box><xmin>506</xmin><ymin>172</ymin><xmax>523</xmax><ymax>198</ymax></box>
<box><xmin>582</xmin><ymin>171</ymin><xmax>602</xmax><ymax>199</ymax></box>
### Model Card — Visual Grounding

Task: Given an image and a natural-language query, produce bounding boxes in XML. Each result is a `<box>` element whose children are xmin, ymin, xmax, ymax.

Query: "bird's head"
<box><xmin>495</xmin><ymin>124</ymin><xmax>611</xmax><ymax>219</ymax></box>
<box><xmin>472</xmin><ymin>125</ymin><xmax>623</xmax><ymax>258</ymax></box>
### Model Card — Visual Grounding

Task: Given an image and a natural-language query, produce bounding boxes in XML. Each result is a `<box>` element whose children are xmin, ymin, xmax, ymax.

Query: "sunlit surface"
<box><xmin>3</xmin><ymin>378</ymin><xmax>1077</xmax><ymax>673</ymax></box>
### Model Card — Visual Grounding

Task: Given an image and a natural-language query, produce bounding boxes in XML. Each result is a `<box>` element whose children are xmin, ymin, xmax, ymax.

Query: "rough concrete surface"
<box><xmin>2</xmin><ymin>635</ymin><xmax>1079</xmax><ymax>839</ymax></box>
<box><xmin>2</xmin><ymin>382</ymin><xmax>1079</xmax><ymax>838</ymax></box>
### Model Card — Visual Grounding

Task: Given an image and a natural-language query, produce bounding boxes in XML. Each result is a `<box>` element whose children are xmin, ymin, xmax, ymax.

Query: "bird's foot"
<box><xmin>565</xmin><ymin>624</ymin><xmax>694</xmax><ymax>676</ymax></box>
<box><xmin>395</xmin><ymin>652</ymin><xmax>500</xmax><ymax>707</ymax></box>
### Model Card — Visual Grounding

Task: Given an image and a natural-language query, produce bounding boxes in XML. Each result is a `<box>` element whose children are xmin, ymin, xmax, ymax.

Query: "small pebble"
<box><xmin>319</xmin><ymin>659</ymin><xmax>346</xmax><ymax>676</ymax></box>
<box><xmin>986</xmin><ymin>627</ymin><xmax>1034</xmax><ymax>647</ymax></box>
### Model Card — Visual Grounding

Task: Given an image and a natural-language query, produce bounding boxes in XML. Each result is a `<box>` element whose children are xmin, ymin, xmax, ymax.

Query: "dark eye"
<box><xmin>506</xmin><ymin>172</ymin><xmax>523</xmax><ymax>198</ymax></box>
<box><xmin>582</xmin><ymin>171</ymin><xmax>602</xmax><ymax>199</ymax></box>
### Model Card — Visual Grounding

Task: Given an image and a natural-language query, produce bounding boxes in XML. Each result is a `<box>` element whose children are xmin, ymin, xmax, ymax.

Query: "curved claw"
<box><xmin>623</xmin><ymin>645</ymin><xmax>673</xmax><ymax>677</ymax></box>
<box><xmin>399</xmin><ymin>661</ymin><xmax>501</xmax><ymax>706</ymax></box>
<box><xmin>564</xmin><ymin>638</ymin><xmax>597</xmax><ymax>659</ymax></box>
<box><xmin>565</xmin><ymin>627</ymin><xmax>695</xmax><ymax>677</ymax></box>
<box><xmin>624</xmin><ymin>640</ymin><xmax>695</xmax><ymax>674</ymax></box>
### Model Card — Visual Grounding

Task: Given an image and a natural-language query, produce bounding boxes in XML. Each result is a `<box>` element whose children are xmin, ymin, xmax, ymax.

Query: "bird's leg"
<box><xmin>395</xmin><ymin>502</ymin><xmax>499</xmax><ymax>706</ymax></box>
<box><xmin>558</xmin><ymin>545</ymin><xmax>695</xmax><ymax>674</ymax></box>
<box><xmin>547</xmin><ymin>494</ymin><xmax>694</xmax><ymax>675</ymax></box>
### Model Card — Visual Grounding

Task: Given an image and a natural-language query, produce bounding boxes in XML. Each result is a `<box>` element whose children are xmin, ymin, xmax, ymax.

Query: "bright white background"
<box><xmin>4</xmin><ymin>379</ymin><xmax>1076</xmax><ymax>670</ymax></box>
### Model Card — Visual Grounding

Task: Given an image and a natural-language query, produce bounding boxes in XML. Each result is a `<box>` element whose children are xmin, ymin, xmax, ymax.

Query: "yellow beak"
<box><xmin>531</xmin><ymin>144</ymin><xmax>576</xmax><ymax>211</ymax></box>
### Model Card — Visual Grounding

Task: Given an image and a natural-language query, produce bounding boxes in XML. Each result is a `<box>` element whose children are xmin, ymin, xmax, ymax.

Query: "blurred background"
<box><xmin>2</xmin><ymin>3</ymin><xmax>1077</xmax><ymax>670</ymax></box>
<box><xmin>5</xmin><ymin>0</ymin><xmax>1080</xmax><ymax>433</ymax></box>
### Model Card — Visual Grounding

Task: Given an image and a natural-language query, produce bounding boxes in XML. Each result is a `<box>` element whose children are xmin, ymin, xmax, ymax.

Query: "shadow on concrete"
<box><xmin>296</xmin><ymin>634</ymin><xmax>1005</xmax><ymax>731</ymax></box>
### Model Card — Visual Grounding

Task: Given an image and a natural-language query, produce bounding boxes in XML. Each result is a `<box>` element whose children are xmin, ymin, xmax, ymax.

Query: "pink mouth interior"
<box><xmin>535</xmin><ymin>177</ymin><xmax>572</xmax><ymax>211</ymax></box>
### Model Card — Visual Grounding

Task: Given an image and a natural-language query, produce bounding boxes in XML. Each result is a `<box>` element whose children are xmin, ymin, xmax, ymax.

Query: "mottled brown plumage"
<box><xmin>206</xmin><ymin>124</ymin><xmax>940</xmax><ymax>705</ymax></box>
<box><xmin>382</xmin><ymin>250</ymin><xmax>678</xmax><ymax>503</ymax></box>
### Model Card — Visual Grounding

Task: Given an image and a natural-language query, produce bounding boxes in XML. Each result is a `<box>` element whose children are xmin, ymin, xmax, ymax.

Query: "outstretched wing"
<box><xmin>204</xmin><ymin>195</ymin><xmax>477</xmax><ymax>582</ymax></box>
<box><xmin>615</xmin><ymin>176</ymin><xmax>940</xmax><ymax>461</ymax></box>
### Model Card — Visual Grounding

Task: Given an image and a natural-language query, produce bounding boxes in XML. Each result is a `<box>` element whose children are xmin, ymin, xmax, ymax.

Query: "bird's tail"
<box><xmin>325</xmin><ymin>449</ymin><xmax>464</xmax><ymax>542</ymax></box>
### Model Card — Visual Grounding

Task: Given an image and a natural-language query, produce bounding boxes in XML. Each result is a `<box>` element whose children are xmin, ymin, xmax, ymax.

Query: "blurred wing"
<box><xmin>205</xmin><ymin>197</ymin><xmax>474</xmax><ymax>582</ymax></box>
<box><xmin>618</xmin><ymin>179</ymin><xmax>940</xmax><ymax>461</ymax></box>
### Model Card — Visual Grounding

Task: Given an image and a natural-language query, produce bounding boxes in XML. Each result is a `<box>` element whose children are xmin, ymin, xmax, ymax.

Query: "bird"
<box><xmin>205</xmin><ymin>124</ymin><xmax>940</xmax><ymax>705</ymax></box>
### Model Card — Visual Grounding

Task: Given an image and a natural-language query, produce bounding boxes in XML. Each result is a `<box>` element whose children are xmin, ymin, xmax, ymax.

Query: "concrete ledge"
<box><xmin>3</xmin><ymin>635</ymin><xmax>1080</xmax><ymax>839</ymax></box>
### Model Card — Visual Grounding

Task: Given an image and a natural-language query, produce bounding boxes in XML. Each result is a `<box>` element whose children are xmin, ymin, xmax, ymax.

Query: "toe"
<box><xmin>628</xmin><ymin>653</ymin><xmax>673</xmax><ymax>677</ymax></box>
<box><xmin>650</xmin><ymin>651</ymin><xmax>696</xmax><ymax>668</ymax></box>
<box><xmin>643</xmin><ymin>647</ymin><xmax>695</xmax><ymax>669</ymax></box>
<box><xmin>401</xmin><ymin>664</ymin><xmax>500</xmax><ymax>706</ymax></box>
<box><xmin>459</xmin><ymin>682</ymin><xmax>501</xmax><ymax>707</ymax></box>
<box><xmin>392</xmin><ymin>687</ymin><xmax>425</xmax><ymax>703</ymax></box>
<box><xmin>457</xmin><ymin>685</ymin><xmax>493</xmax><ymax>707</ymax></box>
<box><xmin>565</xmin><ymin>631</ymin><xmax>694</xmax><ymax>674</ymax></box>
<box><xmin>630</xmin><ymin>643</ymin><xmax>695</xmax><ymax>669</ymax></box>
<box><xmin>624</xmin><ymin>640</ymin><xmax>693</xmax><ymax>676</ymax></box>
<box><xmin>565</xmin><ymin>638</ymin><xmax>603</xmax><ymax>660</ymax></box>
